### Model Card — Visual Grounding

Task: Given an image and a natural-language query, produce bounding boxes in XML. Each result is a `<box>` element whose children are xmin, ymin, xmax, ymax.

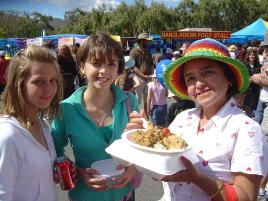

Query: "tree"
<box><xmin>136</xmin><ymin>2</ymin><xmax>175</xmax><ymax>33</ymax></box>
<box><xmin>0</xmin><ymin>27</ymin><xmax>7</xmax><ymax>38</ymax></box>
<box><xmin>31</xmin><ymin>12</ymin><xmax>54</xmax><ymax>34</ymax></box>
<box><xmin>0</xmin><ymin>0</ymin><xmax>267</xmax><ymax>38</ymax></box>
<box><xmin>174</xmin><ymin>0</ymin><xmax>199</xmax><ymax>29</ymax></box>
<box><xmin>258</xmin><ymin>0</ymin><xmax>268</xmax><ymax>21</ymax></box>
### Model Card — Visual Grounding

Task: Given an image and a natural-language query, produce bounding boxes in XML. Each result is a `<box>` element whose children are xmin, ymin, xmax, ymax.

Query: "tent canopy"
<box><xmin>227</xmin><ymin>18</ymin><xmax>268</xmax><ymax>44</ymax></box>
<box><xmin>43</xmin><ymin>34</ymin><xmax>88</xmax><ymax>40</ymax></box>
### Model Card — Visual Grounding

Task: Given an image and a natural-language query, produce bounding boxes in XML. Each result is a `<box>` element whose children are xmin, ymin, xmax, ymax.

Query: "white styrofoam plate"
<box><xmin>121</xmin><ymin>129</ymin><xmax>188</xmax><ymax>154</ymax></box>
<box><xmin>91</xmin><ymin>159</ymin><xmax>124</xmax><ymax>188</ymax></box>
<box><xmin>105</xmin><ymin>139</ymin><xmax>199</xmax><ymax>180</ymax></box>
<box><xmin>91</xmin><ymin>159</ymin><xmax>124</xmax><ymax>178</ymax></box>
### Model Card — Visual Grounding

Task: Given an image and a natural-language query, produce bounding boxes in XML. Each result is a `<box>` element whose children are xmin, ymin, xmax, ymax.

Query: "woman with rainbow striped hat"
<box><xmin>126</xmin><ymin>38</ymin><xmax>268</xmax><ymax>201</ymax></box>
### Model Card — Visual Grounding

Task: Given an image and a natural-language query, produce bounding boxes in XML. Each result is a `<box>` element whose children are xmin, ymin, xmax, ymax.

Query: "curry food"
<box><xmin>128</xmin><ymin>128</ymin><xmax>188</xmax><ymax>150</ymax></box>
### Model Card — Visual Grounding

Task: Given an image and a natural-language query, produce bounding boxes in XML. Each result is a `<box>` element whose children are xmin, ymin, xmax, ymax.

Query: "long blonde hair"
<box><xmin>0</xmin><ymin>45</ymin><xmax>63</xmax><ymax>126</ymax></box>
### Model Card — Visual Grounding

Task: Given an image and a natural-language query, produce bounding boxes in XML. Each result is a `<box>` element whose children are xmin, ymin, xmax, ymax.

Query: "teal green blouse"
<box><xmin>99</xmin><ymin>125</ymin><xmax>113</xmax><ymax>144</ymax></box>
<box><xmin>51</xmin><ymin>85</ymin><xmax>139</xmax><ymax>201</ymax></box>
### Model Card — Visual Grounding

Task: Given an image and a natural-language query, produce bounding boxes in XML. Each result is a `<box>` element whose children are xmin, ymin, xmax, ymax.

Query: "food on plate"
<box><xmin>128</xmin><ymin>128</ymin><xmax>187</xmax><ymax>150</ymax></box>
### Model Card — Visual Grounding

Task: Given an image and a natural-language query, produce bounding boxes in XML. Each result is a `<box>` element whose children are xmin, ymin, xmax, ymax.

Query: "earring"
<box><xmin>229</xmin><ymin>83</ymin><xmax>233</xmax><ymax>88</ymax></box>
<box><xmin>80</xmin><ymin>69</ymin><xmax>86</xmax><ymax>78</ymax></box>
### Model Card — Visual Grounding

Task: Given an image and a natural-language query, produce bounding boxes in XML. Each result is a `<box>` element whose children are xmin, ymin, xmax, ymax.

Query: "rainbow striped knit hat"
<box><xmin>163</xmin><ymin>38</ymin><xmax>249</xmax><ymax>99</ymax></box>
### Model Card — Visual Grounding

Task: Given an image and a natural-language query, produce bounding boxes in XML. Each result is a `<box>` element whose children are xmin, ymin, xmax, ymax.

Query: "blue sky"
<box><xmin>0</xmin><ymin>0</ymin><xmax>180</xmax><ymax>19</ymax></box>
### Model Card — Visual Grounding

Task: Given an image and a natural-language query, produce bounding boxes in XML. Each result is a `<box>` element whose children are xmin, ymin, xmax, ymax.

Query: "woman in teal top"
<box><xmin>51</xmin><ymin>33</ymin><xmax>139</xmax><ymax>201</ymax></box>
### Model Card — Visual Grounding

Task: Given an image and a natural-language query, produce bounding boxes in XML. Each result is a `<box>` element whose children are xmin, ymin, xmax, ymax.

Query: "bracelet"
<box><xmin>209</xmin><ymin>181</ymin><xmax>224</xmax><ymax>199</ymax></box>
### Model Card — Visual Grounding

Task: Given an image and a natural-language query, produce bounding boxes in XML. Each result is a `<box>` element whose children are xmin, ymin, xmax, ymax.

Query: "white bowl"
<box><xmin>91</xmin><ymin>159</ymin><xmax>124</xmax><ymax>187</ymax></box>
<box><xmin>121</xmin><ymin>129</ymin><xmax>188</xmax><ymax>154</ymax></box>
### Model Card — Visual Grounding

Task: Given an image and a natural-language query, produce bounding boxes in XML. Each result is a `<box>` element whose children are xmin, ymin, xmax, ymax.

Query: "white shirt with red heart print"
<box><xmin>162</xmin><ymin>97</ymin><xmax>268</xmax><ymax>201</ymax></box>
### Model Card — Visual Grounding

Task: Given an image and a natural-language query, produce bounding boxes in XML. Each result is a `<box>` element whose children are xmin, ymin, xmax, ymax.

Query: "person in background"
<box><xmin>163</xmin><ymin>47</ymin><xmax>173</xmax><ymax>60</ymax></box>
<box><xmin>72</xmin><ymin>43</ymin><xmax>87</xmax><ymax>87</ymax></box>
<box><xmin>147</xmin><ymin>70</ymin><xmax>168</xmax><ymax>127</ymax></box>
<box><xmin>68</xmin><ymin>44</ymin><xmax>79</xmax><ymax>62</ymax></box>
<box><xmin>250</xmin><ymin>35</ymin><xmax>268</xmax><ymax>199</ymax></box>
<box><xmin>236</xmin><ymin>44</ymin><xmax>248</xmax><ymax>63</ymax></box>
<box><xmin>172</xmin><ymin>51</ymin><xmax>181</xmax><ymax>62</ymax></box>
<box><xmin>243</xmin><ymin>46</ymin><xmax>262</xmax><ymax>118</ymax></box>
<box><xmin>0</xmin><ymin>46</ymin><xmax>63</xmax><ymax>201</ymax></box>
<box><xmin>165</xmin><ymin>91</ymin><xmax>195</xmax><ymax>126</ymax></box>
<box><xmin>57</xmin><ymin>45</ymin><xmax>78</xmax><ymax>99</ymax></box>
<box><xmin>42</xmin><ymin>40</ymin><xmax>57</xmax><ymax>56</ymax></box>
<box><xmin>51</xmin><ymin>33</ymin><xmax>139</xmax><ymax>201</ymax></box>
<box><xmin>252</xmin><ymin>36</ymin><xmax>268</xmax><ymax>125</ymax></box>
<box><xmin>179</xmin><ymin>43</ymin><xmax>190</xmax><ymax>56</ymax></box>
<box><xmin>228</xmin><ymin>44</ymin><xmax>237</xmax><ymax>59</ymax></box>
<box><xmin>75</xmin><ymin>42</ymin><xmax>81</xmax><ymax>49</ymax></box>
<box><xmin>130</xmin><ymin>33</ymin><xmax>154</xmax><ymax>117</ymax></box>
<box><xmin>152</xmin><ymin>47</ymin><xmax>162</xmax><ymax>67</ymax></box>
<box><xmin>126</xmin><ymin>38</ymin><xmax>267</xmax><ymax>201</ymax></box>
<box><xmin>115</xmin><ymin>56</ymin><xmax>141</xmax><ymax>93</ymax></box>
<box><xmin>0</xmin><ymin>51</ymin><xmax>9</xmax><ymax>94</ymax></box>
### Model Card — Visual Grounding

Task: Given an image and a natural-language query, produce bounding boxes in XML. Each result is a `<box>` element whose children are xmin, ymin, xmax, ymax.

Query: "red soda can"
<box><xmin>54</xmin><ymin>156</ymin><xmax>76</xmax><ymax>190</ymax></box>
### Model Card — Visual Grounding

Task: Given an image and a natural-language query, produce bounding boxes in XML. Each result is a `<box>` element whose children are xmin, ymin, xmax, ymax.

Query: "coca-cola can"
<box><xmin>54</xmin><ymin>156</ymin><xmax>76</xmax><ymax>190</ymax></box>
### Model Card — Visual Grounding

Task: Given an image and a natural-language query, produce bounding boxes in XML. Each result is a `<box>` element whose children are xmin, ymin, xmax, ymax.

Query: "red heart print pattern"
<box><xmin>227</xmin><ymin>152</ymin><xmax>233</xmax><ymax>161</ymax></box>
<box><xmin>199</xmin><ymin>150</ymin><xmax>203</xmax><ymax>154</ymax></box>
<box><xmin>248</xmin><ymin>132</ymin><xmax>255</xmax><ymax>138</ymax></box>
<box><xmin>202</xmin><ymin>160</ymin><xmax>208</xmax><ymax>166</ymax></box>
<box><xmin>247</xmin><ymin>167</ymin><xmax>251</xmax><ymax>171</ymax></box>
<box><xmin>231</xmin><ymin>132</ymin><xmax>238</xmax><ymax>139</ymax></box>
<box><xmin>245</xmin><ymin>121</ymin><xmax>250</xmax><ymax>125</ymax></box>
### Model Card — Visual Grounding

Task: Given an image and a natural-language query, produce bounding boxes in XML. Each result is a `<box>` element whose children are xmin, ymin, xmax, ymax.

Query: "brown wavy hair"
<box><xmin>77</xmin><ymin>33</ymin><xmax>125</xmax><ymax>75</ymax></box>
<box><xmin>0</xmin><ymin>45</ymin><xmax>63</xmax><ymax>126</ymax></box>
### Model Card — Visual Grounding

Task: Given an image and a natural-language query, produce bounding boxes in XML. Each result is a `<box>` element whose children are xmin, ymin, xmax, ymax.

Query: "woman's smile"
<box><xmin>196</xmin><ymin>88</ymin><xmax>212</xmax><ymax>97</ymax></box>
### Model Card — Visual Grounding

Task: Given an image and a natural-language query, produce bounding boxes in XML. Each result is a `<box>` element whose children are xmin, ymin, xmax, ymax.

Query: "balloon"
<box><xmin>155</xmin><ymin>59</ymin><xmax>172</xmax><ymax>87</ymax></box>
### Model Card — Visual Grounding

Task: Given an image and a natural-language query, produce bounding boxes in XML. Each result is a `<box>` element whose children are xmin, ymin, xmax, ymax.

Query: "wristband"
<box><xmin>224</xmin><ymin>183</ymin><xmax>238</xmax><ymax>201</ymax></box>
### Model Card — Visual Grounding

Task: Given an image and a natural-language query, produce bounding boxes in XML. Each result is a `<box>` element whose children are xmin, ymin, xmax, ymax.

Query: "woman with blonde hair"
<box><xmin>0</xmin><ymin>45</ymin><xmax>63</xmax><ymax>201</ymax></box>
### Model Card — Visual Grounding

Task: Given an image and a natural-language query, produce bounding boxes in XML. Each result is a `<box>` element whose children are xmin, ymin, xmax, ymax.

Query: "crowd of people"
<box><xmin>0</xmin><ymin>31</ymin><xmax>268</xmax><ymax>201</ymax></box>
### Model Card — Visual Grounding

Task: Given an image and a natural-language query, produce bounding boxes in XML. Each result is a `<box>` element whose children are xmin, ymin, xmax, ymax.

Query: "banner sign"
<box><xmin>74</xmin><ymin>37</ymin><xmax>88</xmax><ymax>45</ymax></box>
<box><xmin>160</xmin><ymin>31</ymin><xmax>231</xmax><ymax>40</ymax></box>
<box><xmin>27</xmin><ymin>37</ymin><xmax>43</xmax><ymax>46</ymax></box>
<box><xmin>58</xmin><ymin>37</ymin><xmax>74</xmax><ymax>49</ymax></box>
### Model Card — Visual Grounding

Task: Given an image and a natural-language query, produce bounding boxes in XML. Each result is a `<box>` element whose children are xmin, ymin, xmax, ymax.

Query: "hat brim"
<box><xmin>125</xmin><ymin>60</ymin><xmax>135</xmax><ymax>70</ymax></box>
<box><xmin>163</xmin><ymin>55</ymin><xmax>250</xmax><ymax>99</ymax></box>
<box><xmin>138</xmin><ymin>37</ymin><xmax>153</xmax><ymax>41</ymax></box>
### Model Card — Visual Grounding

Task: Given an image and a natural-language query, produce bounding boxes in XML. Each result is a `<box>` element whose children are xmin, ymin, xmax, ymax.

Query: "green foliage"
<box><xmin>174</xmin><ymin>0</ymin><xmax>199</xmax><ymax>29</ymax></box>
<box><xmin>0</xmin><ymin>0</ymin><xmax>267</xmax><ymax>38</ymax></box>
<box><xmin>0</xmin><ymin>10</ymin><xmax>54</xmax><ymax>38</ymax></box>
<box><xmin>0</xmin><ymin>27</ymin><xmax>7</xmax><ymax>38</ymax></box>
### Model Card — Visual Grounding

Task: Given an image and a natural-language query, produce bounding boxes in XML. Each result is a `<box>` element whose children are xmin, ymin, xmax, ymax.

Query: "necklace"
<box><xmin>99</xmin><ymin>113</ymin><xmax>109</xmax><ymax>127</ymax></box>
<box><xmin>90</xmin><ymin>111</ymin><xmax>110</xmax><ymax>127</ymax></box>
<box><xmin>26</xmin><ymin>118</ymin><xmax>39</xmax><ymax>127</ymax></box>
